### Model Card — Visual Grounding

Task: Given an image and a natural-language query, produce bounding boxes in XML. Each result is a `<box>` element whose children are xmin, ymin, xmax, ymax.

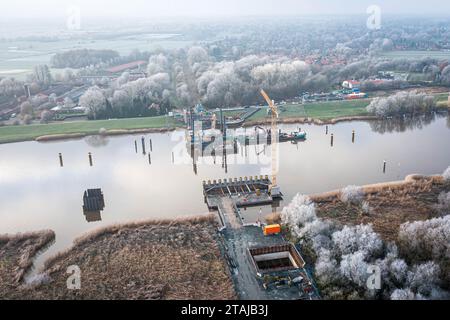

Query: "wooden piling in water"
<box><xmin>141</xmin><ymin>136</ymin><xmax>146</xmax><ymax>154</ymax></box>
<box><xmin>58</xmin><ymin>153</ymin><xmax>63</xmax><ymax>167</ymax></box>
<box><xmin>331</xmin><ymin>133</ymin><xmax>334</xmax><ymax>146</ymax></box>
<box><xmin>352</xmin><ymin>130</ymin><xmax>355</xmax><ymax>143</ymax></box>
<box><xmin>88</xmin><ymin>152</ymin><xmax>93</xmax><ymax>166</ymax></box>
<box><xmin>134</xmin><ymin>140</ymin><xmax>137</xmax><ymax>153</ymax></box>
<box><xmin>383</xmin><ymin>160</ymin><xmax>386</xmax><ymax>173</ymax></box>
<box><xmin>148</xmin><ymin>153</ymin><xmax>151</xmax><ymax>164</ymax></box>
<box><xmin>149</xmin><ymin>139</ymin><xmax>153</xmax><ymax>152</ymax></box>
<box><xmin>326</xmin><ymin>125</ymin><xmax>328</xmax><ymax>135</ymax></box>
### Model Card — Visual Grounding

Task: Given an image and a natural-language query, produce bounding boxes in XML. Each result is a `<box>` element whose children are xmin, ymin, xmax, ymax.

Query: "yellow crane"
<box><xmin>260</xmin><ymin>89</ymin><xmax>281</xmax><ymax>197</ymax></box>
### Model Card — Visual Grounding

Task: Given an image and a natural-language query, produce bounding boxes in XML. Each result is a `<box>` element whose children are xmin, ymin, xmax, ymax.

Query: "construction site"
<box><xmin>199</xmin><ymin>90</ymin><xmax>319</xmax><ymax>300</ymax></box>
<box><xmin>203</xmin><ymin>177</ymin><xmax>319</xmax><ymax>300</ymax></box>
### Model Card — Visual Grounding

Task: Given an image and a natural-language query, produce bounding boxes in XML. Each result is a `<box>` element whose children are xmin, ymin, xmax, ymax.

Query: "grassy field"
<box><xmin>249</xmin><ymin>99</ymin><xmax>371</xmax><ymax>121</ymax></box>
<box><xmin>0</xmin><ymin>116</ymin><xmax>178</xmax><ymax>144</ymax></box>
<box><xmin>249</xmin><ymin>91</ymin><xmax>449</xmax><ymax>122</ymax></box>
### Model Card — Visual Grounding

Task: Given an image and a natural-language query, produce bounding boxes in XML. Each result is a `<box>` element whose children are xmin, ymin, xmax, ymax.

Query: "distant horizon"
<box><xmin>1</xmin><ymin>0</ymin><xmax>450</xmax><ymax>20</ymax></box>
<box><xmin>1</xmin><ymin>13</ymin><xmax>449</xmax><ymax>26</ymax></box>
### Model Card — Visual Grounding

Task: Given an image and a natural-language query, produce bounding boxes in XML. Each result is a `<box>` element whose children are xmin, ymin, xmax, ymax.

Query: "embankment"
<box><xmin>34</xmin><ymin>127</ymin><xmax>178</xmax><ymax>143</ymax></box>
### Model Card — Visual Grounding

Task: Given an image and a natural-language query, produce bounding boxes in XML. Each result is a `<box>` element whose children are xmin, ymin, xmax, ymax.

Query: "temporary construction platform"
<box><xmin>203</xmin><ymin>175</ymin><xmax>277</xmax><ymax>199</ymax></box>
<box><xmin>203</xmin><ymin>176</ymin><xmax>282</xmax><ymax>229</ymax></box>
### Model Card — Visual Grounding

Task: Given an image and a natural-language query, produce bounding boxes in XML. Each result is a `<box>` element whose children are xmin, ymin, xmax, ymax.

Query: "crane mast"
<box><xmin>260</xmin><ymin>89</ymin><xmax>280</xmax><ymax>197</ymax></box>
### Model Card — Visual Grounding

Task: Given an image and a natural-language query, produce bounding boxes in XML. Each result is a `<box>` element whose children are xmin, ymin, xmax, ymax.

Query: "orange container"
<box><xmin>263</xmin><ymin>224</ymin><xmax>281</xmax><ymax>236</ymax></box>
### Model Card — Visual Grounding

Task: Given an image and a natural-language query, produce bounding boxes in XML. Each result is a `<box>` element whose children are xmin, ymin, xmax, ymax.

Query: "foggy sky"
<box><xmin>1</xmin><ymin>0</ymin><xmax>449</xmax><ymax>20</ymax></box>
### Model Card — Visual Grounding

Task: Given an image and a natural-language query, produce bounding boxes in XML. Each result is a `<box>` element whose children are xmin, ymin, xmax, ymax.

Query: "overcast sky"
<box><xmin>1</xmin><ymin>0</ymin><xmax>449</xmax><ymax>19</ymax></box>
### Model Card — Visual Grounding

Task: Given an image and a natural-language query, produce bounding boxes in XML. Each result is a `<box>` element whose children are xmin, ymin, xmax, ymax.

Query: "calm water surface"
<box><xmin>0</xmin><ymin>114</ymin><xmax>449</xmax><ymax>272</ymax></box>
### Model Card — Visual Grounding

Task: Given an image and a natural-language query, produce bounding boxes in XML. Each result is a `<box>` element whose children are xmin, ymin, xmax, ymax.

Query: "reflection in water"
<box><xmin>188</xmin><ymin>134</ymin><xmax>239</xmax><ymax>175</ymax></box>
<box><xmin>82</xmin><ymin>189</ymin><xmax>105</xmax><ymax>222</ymax></box>
<box><xmin>85</xmin><ymin>135</ymin><xmax>109</xmax><ymax>148</ymax></box>
<box><xmin>84</xmin><ymin>211</ymin><xmax>102</xmax><ymax>222</ymax></box>
<box><xmin>369</xmin><ymin>112</ymin><xmax>445</xmax><ymax>134</ymax></box>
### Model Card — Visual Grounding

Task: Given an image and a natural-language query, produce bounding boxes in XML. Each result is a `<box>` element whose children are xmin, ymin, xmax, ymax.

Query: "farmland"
<box><xmin>0</xmin><ymin>33</ymin><xmax>193</xmax><ymax>79</ymax></box>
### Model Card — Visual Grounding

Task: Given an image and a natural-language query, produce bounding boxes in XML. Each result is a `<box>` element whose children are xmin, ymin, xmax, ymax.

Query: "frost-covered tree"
<box><xmin>332</xmin><ymin>224</ymin><xmax>383</xmax><ymax>257</ymax></box>
<box><xmin>339</xmin><ymin>250</ymin><xmax>370</xmax><ymax>287</ymax></box>
<box><xmin>390</xmin><ymin>288</ymin><xmax>416</xmax><ymax>300</ymax></box>
<box><xmin>40</xmin><ymin>110</ymin><xmax>53</xmax><ymax>124</ymax></box>
<box><xmin>366</xmin><ymin>91</ymin><xmax>436</xmax><ymax>117</ymax></box>
<box><xmin>147</xmin><ymin>54</ymin><xmax>169</xmax><ymax>76</ymax></box>
<box><xmin>340</xmin><ymin>185</ymin><xmax>364</xmax><ymax>204</ymax></box>
<box><xmin>187</xmin><ymin>46</ymin><xmax>209</xmax><ymax>66</ymax></box>
<box><xmin>32</xmin><ymin>65</ymin><xmax>52</xmax><ymax>86</ymax></box>
<box><xmin>280</xmin><ymin>194</ymin><xmax>449</xmax><ymax>300</ymax></box>
<box><xmin>110</xmin><ymin>89</ymin><xmax>132</xmax><ymax>117</ymax></box>
<box><xmin>176</xmin><ymin>84</ymin><xmax>194</xmax><ymax>106</ymax></box>
<box><xmin>79</xmin><ymin>86</ymin><xmax>107</xmax><ymax>120</ymax></box>
<box><xmin>22</xmin><ymin>114</ymin><xmax>33</xmax><ymax>125</ymax></box>
<box><xmin>407</xmin><ymin>262</ymin><xmax>441</xmax><ymax>297</ymax></box>
<box><xmin>20</xmin><ymin>101</ymin><xmax>33</xmax><ymax>117</ymax></box>
<box><xmin>280</xmin><ymin>194</ymin><xmax>317</xmax><ymax>239</ymax></box>
<box><xmin>315</xmin><ymin>248</ymin><xmax>340</xmax><ymax>284</ymax></box>
<box><xmin>398</xmin><ymin>215</ymin><xmax>450</xmax><ymax>264</ymax></box>
<box><xmin>435</xmin><ymin>192</ymin><xmax>450</xmax><ymax>215</ymax></box>
<box><xmin>116</xmin><ymin>72</ymin><xmax>130</xmax><ymax>87</ymax></box>
<box><xmin>443</xmin><ymin>166</ymin><xmax>450</xmax><ymax>181</ymax></box>
<box><xmin>251</xmin><ymin>60</ymin><xmax>310</xmax><ymax>97</ymax></box>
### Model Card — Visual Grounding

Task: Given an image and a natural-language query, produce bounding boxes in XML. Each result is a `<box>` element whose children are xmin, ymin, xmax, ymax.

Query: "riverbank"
<box><xmin>0</xmin><ymin>215</ymin><xmax>236</xmax><ymax>300</ymax></box>
<box><xmin>267</xmin><ymin>174</ymin><xmax>450</xmax><ymax>241</ymax></box>
<box><xmin>0</xmin><ymin>116</ymin><xmax>180</xmax><ymax>144</ymax></box>
<box><xmin>0</xmin><ymin>230</ymin><xmax>55</xmax><ymax>299</ymax></box>
<box><xmin>244</xmin><ymin>115</ymin><xmax>379</xmax><ymax>127</ymax></box>
<box><xmin>0</xmin><ymin>93</ymin><xmax>448</xmax><ymax>145</ymax></box>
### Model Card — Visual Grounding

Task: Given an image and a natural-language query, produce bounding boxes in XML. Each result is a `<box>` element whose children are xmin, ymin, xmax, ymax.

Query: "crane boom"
<box><xmin>260</xmin><ymin>89</ymin><xmax>280</xmax><ymax>196</ymax></box>
<box><xmin>260</xmin><ymin>89</ymin><xmax>278</xmax><ymax>117</ymax></box>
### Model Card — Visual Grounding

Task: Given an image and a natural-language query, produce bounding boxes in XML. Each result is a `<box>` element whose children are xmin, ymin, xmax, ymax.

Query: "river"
<box><xmin>0</xmin><ymin>113</ymin><xmax>449</xmax><ymax>274</ymax></box>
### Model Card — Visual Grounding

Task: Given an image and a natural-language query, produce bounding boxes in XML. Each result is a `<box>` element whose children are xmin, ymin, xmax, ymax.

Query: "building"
<box><xmin>342</xmin><ymin>80</ymin><xmax>361</xmax><ymax>89</ymax></box>
<box><xmin>106</xmin><ymin>60</ymin><xmax>147</xmax><ymax>74</ymax></box>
